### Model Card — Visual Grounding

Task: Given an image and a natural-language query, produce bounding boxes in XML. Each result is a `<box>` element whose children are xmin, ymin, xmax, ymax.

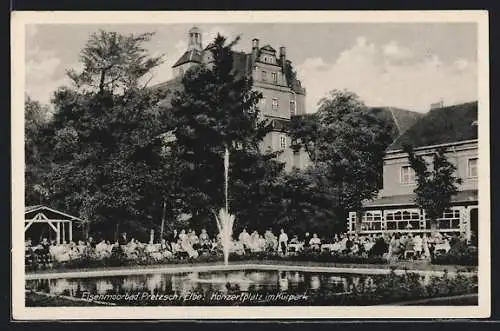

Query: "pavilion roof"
<box><xmin>24</xmin><ymin>205</ymin><xmax>84</xmax><ymax>222</ymax></box>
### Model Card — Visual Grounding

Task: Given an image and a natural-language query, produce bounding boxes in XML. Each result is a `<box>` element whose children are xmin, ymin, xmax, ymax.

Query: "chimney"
<box><xmin>252</xmin><ymin>38</ymin><xmax>259</xmax><ymax>49</ymax></box>
<box><xmin>251</xmin><ymin>38</ymin><xmax>259</xmax><ymax>64</ymax></box>
<box><xmin>279</xmin><ymin>46</ymin><xmax>286</xmax><ymax>72</ymax></box>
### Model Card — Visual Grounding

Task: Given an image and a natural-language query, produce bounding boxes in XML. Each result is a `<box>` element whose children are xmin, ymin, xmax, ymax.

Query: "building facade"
<box><xmin>348</xmin><ymin>101</ymin><xmax>479</xmax><ymax>240</ymax></box>
<box><xmin>166</xmin><ymin>27</ymin><xmax>309</xmax><ymax>170</ymax></box>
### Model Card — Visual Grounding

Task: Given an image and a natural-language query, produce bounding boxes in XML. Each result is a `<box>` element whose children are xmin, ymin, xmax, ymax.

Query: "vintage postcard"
<box><xmin>11</xmin><ymin>10</ymin><xmax>490</xmax><ymax>319</ymax></box>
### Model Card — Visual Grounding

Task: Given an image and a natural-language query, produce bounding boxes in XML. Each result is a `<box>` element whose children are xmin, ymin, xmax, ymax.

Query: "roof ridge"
<box><xmin>387</xmin><ymin>101</ymin><xmax>478</xmax><ymax>151</ymax></box>
<box><xmin>389</xmin><ymin>107</ymin><xmax>402</xmax><ymax>135</ymax></box>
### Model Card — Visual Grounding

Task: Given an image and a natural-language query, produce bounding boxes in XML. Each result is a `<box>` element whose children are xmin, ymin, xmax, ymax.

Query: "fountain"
<box><xmin>213</xmin><ymin>146</ymin><xmax>235</xmax><ymax>266</ymax></box>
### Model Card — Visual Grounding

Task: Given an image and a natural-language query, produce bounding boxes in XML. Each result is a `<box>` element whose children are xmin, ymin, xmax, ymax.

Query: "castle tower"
<box><xmin>172</xmin><ymin>27</ymin><xmax>204</xmax><ymax>77</ymax></box>
<box><xmin>188</xmin><ymin>26</ymin><xmax>203</xmax><ymax>51</ymax></box>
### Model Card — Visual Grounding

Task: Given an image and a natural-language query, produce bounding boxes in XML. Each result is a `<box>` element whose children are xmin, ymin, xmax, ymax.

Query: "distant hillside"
<box><xmin>388</xmin><ymin>101</ymin><xmax>478</xmax><ymax>151</ymax></box>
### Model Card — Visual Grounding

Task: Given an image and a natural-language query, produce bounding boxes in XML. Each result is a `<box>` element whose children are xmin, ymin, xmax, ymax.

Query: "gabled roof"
<box><xmin>388</xmin><ymin>101</ymin><xmax>478</xmax><ymax>152</ymax></box>
<box><xmin>368</xmin><ymin>107</ymin><xmax>424</xmax><ymax>142</ymax></box>
<box><xmin>152</xmin><ymin>75</ymin><xmax>183</xmax><ymax>93</ymax></box>
<box><xmin>25</xmin><ymin>205</ymin><xmax>83</xmax><ymax>221</ymax></box>
<box><xmin>204</xmin><ymin>43</ymin><xmax>215</xmax><ymax>50</ymax></box>
<box><xmin>172</xmin><ymin>49</ymin><xmax>203</xmax><ymax>68</ymax></box>
<box><xmin>25</xmin><ymin>205</ymin><xmax>43</xmax><ymax>213</ymax></box>
<box><xmin>260</xmin><ymin>45</ymin><xmax>276</xmax><ymax>52</ymax></box>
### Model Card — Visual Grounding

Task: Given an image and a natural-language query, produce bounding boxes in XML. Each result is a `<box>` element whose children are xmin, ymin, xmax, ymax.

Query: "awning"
<box><xmin>362</xmin><ymin>189</ymin><xmax>478</xmax><ymax>208</ymax></box>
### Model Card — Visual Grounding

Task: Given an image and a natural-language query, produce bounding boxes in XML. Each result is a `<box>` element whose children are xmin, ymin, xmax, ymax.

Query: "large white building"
<box><xmin>348</xmin><ymin>101</ymin><xmax>479</xmax><ymax>241</ymax></box>
<box><xmin>154</xmin><ymin>26</ymin><xmax>309</xmax><ymax>170</ymax></box>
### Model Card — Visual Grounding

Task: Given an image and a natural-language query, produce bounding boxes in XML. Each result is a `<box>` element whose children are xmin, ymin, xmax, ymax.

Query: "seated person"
<box><xmin>264</xmin><ymin>229</ymin><xmax>278</xmax><ymax>252</ymax></box>
<box><xmin>369</xmin><ymin>235</ymin><xmax>388</xmax><ymax>257</ymax></box>
<box><xmin>413</xmin><ymin>234</ymin><xmax>423</xmax><ymax>257</ymax></box>
<box><xmin>199</xmin><ymin>229</ymin><xmax>211</xmax><ymax>249</ymax></box>
<box><xmin>289</xmin><ymin>235</ymin><xmax>300</xmax><ymax>244</ymax></box>
<box><xmin>309</xmin><ymin>233</ymin><xmax>321</xmax><ymax>251</ymax></box>
<box><xmin>179</xmin><ymin>236</ymin><xmax>198</xmax><ymax>259</ymax></box>
<box><xmin>404</xmin><ymin>235</ymin><xmax>416</xmax><ymax>259</ymax></box>
<box><xmin>344</xmin><ymin>237</ymin><xmax>354</xmax><ymax>254</ymax></box>
<box><xmin>231</xmin><ymin>240</ymin><xmax>245</xmax><ymax>255</ymax></box>
<box><xmin>351</xmin><ymin>242</ymin><xmax>360</xmax><ymax>254</ymax></box>
<box><xmin>303</xmin><ymin>232</ymin><xmax>311</xmax><ymax>249</ymax></box>
<box><xmin>239</xmin><ymin>228</ymin><xmax>251</xmax><ymax>251</ymax></box>
<box><xmin>188</xmin><ymin>230</ymin><xmax>200</xmax><ymax>250</ymax></box>
<box><xmin>390</xmin><ymin>235</ymin><xmax>402</xmax><ymax>259</ymax></box>
<box><xmin>178</xmin><ymin>229</ymin><xmax>187</xmax><ymax>243</ymax></box>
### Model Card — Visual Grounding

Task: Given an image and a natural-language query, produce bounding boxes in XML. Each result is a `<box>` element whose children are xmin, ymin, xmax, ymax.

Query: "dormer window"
<box><xmin>262</xmin><ymin>55</ymin><xmax>274</xmax><ymax>64</ymax></box>
<box><xmin>401</xmin><ymin>166</ymin><xmax>416</xmax><ymax>184</ymax></box>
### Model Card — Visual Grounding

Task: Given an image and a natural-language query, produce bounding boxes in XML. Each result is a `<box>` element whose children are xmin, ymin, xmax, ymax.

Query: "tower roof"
<box><xmin>172</xmin><ymin>49</ymin><xmax>203</xmax><ymax>68</ymax></box>
<box><xmin>189</xmin><ymin>26</ymin><xmax>201</xmax><ymax>34</ymax></box>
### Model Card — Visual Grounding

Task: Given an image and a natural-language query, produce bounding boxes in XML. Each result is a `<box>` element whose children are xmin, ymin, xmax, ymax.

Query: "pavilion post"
<box><xmin>56</xmin><ymin>222</ymin><xmax>61</xmax><ymax>244</ymax></box>
<box><xmin>62</xmin><ymin>222</ymin><xmax>66</xmax><ymax>243</ymax></box>
<box><xmin>69</xmin><ymin>221</ymin><xmax>73</xmax><ymax>242</ymax></box>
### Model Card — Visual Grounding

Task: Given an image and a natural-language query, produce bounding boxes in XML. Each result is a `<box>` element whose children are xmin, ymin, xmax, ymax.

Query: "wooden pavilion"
<box><xmin>24</xmin><ymin>205</ymin><xmax>83</xmax><ymax>244</ymax></box>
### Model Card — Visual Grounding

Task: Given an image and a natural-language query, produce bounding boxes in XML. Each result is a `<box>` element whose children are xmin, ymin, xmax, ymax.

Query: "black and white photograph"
<box><xmin>11</xmin><ymin>11</ymin><xmax>490</xmax><ymax>319</ymax></box>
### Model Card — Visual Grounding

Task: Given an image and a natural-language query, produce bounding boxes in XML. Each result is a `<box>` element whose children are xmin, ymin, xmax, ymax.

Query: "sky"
<box><xmin>25</xmin><ymin>23</ymin><xmax>478</xmax><ymax>113</ymax></box>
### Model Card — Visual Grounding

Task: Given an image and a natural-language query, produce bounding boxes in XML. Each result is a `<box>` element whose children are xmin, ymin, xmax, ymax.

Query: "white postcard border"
<box><xmin>11</xmin><ymin>10</ymin><xmax>491</xmax><ymax>320</ymax></box>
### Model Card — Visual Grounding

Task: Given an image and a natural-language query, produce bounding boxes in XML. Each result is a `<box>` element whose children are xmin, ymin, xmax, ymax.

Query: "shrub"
<box><xmin>432</xmin><ymin>245</ymin><xmax>478</xmax><ymax>266</ymax></box>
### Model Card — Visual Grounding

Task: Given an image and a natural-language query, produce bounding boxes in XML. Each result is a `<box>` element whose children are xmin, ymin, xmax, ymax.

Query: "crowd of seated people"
<box><xmin>25</xmin><ymin>227</ymin><xmax>471</xmax><ymax>269</ymax></box>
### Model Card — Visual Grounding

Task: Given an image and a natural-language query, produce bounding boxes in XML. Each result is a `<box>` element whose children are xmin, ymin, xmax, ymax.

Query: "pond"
<box><xmin>25</xmin><ymin>268</ymin><xmax>474</xmax><ymax>306</ymax></box>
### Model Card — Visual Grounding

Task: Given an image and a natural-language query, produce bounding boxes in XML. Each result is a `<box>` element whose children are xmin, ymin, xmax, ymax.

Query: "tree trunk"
<box><xmin>99</xmin><ymin>69</ymin><xmax>107</xmax><ymax>93</ymax></box>
<box><xmin>160</xmin><ymin>200</ymin><xmax>166</xmax><ymax>241</ymax></box>
<box><xmin>83</xmin><ymin>223</ymin><xmax>90</xmax><ymax>240</ymax></box>
<box><xmin>354</xmin><ymin>211</ymin><xmax>362</xmax><ymax>233</ymax></box>
<box><xmin>114</xmin><ymin>221</ymin><xmax>119</xmax><ymax>242</ymax></box>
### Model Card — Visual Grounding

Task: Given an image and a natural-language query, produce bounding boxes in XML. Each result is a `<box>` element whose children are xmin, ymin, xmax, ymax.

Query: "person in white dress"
<box><xmin>422</xmin><ymin>234</ymin><xmax>431</xmax><ymax>260</ymax></box>
<box><xmin>413</xmin><ymin>234</ymin><xmax>423</xmax><ymax>258</ymax></box>
<box><xmin>278</xmin><ymin>229</ymin><xmax>289</xmax><ymax>255</ymax></box>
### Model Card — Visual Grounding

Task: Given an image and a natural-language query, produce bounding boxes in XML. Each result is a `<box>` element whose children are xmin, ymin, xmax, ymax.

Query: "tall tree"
<box><xmin>404</xmin><ymin>145</ymin><xmax>463</xmax><ymax>229</ymax></box>
<box><xmin>290</xmin><ymin>90</ymin><xmax>394</xmax><ymax>231</ymax></box>
<box><xmin>45</xmin><ymin>30</ymin><xmax>170</xmax><ymax>241</ymax></box>
<box><xmin>25</xmin><ymin>96</ymin><xmax>52</xmax><ymax>204</ymax></box>
<box><xmin>67</xmin><ymin>30</ymin><xmax>163</xmax><ymax>95</ymax></box>
<box><xmin>169</xmin><ymin>34</ymin><xmax>283</xmax><ymax>232</ymax></box>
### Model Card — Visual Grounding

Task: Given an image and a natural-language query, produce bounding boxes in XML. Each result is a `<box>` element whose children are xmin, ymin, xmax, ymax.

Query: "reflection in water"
<box><xmin>310</xmin><ymin>275</ymin><xmax>320</xmax><ymax>290</ymax></box>
<box><xmin>96</xmin><ymin>279</ymin><xmax>113</xmax><ymax>294</ymax></box>
<box><xmin>279</xmin><ymin>271</ymin><xmax>289</xmax><ymax>291</ymax></box>
<box><xmin>26</xmin><ymin>269</ymin><xmax>397</xmax><ymax>303</ymax></box>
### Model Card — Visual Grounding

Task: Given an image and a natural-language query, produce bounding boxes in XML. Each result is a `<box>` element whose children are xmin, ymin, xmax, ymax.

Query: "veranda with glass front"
<box><xmin>347</xmin><ymin>205</ymin><xmax>478</xmax><ymax>240</ymax></box>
